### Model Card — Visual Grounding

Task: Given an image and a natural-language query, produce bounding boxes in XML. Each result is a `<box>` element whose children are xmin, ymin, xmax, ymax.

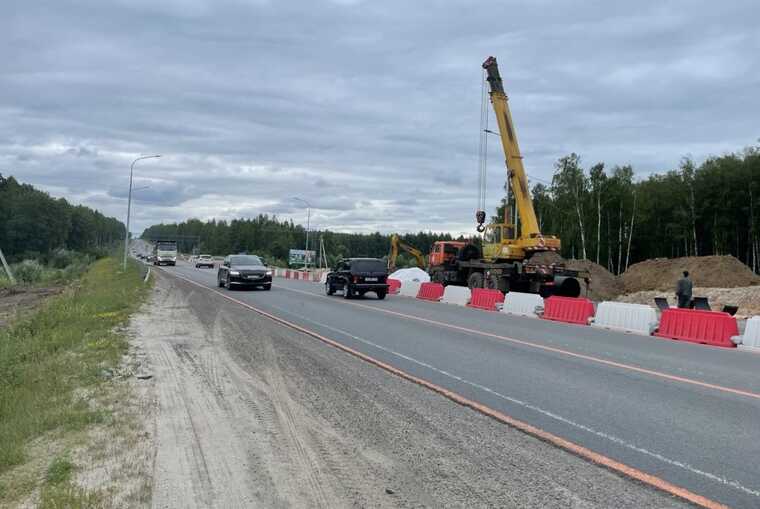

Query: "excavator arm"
<box><xmin>388</xmin><ymin>234</ymin><xmax>426</xmax><ymax>272</ymax></box>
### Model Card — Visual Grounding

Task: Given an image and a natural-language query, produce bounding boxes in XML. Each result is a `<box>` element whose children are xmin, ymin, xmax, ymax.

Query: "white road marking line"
<box><xmin>263</xmin><ymin>301</ymin><xmax>760</xmax><ymax>500</ymax></box>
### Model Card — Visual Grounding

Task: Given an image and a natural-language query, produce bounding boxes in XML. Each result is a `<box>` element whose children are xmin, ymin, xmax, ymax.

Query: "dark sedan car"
<box><xmin>217</xmin><ymin>254</ymin><xmax>272</xmax><ymax>290</ymax></box>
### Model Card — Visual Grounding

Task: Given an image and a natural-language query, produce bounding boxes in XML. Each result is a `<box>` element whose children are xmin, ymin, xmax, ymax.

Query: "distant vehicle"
<box><xmin>153</xmin><ymin>240</ymin><xmax>178</xmax><ymax>266</ymax></box>
<box><xmin>325</xmin><ymin>258</ymin><xmax>389</xmax><ymax>300</ymax></box>
<box><xmin>217</xmin><ymin>254</ymin><xmax>272</xmax><ymax>290</ymax></box>
<box><xmin>195</xmin><ymin>254</ymin><xmax>215</xmax><ymax>269</ymax></box>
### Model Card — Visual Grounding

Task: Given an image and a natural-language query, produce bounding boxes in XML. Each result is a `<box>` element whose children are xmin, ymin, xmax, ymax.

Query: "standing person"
<box><xmin>676</xmin><ymin>270</ymin><xmax>693</xmax><ymax>308</ymax></box>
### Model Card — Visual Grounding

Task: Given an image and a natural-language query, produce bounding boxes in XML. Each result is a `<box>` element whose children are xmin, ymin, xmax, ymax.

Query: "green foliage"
<box><xmin>530</xmin><ymin>144</ymin><xmax>760</xmax><ymax>274</ymax></box>
<box><xmin>13</xmin><ymin>260</ymin><xmax>44</xmax><ymax>284</ymax></box>
<box><xmin>0</xmin><ymin>175</ymin><xmax>124</xmax><ymax>262</ymax></box>
<box><xmin>0</xmin><ymin>257</ymin><xmax>149</xmax><ymax>476</ymax></box>
<box><xmin>45</xmin><ymin>455</ymin><xmax>74</xmax><ymax>485</ymax></box>
<box><xmin>143</xmin><ymin>216</ymin><xmax>461</xmax><ymax>267</ymax></box>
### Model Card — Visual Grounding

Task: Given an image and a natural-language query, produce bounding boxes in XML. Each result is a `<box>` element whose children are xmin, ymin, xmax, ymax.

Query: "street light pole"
<box><xmin>124</xmin><ymin>155</ymin><xmax>161</xmax><ymax>271</ymax></box>
<box><xmin>292</xmin><ymin>197</ymin><xmax>312</xmax><ymax>269</ymax></box>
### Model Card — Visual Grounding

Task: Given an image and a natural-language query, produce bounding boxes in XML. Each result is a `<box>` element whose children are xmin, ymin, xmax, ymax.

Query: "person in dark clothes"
<box><xmin>676</xmin><ymin>270</ymin><xmax>693</xmax><ymax>308</ymax></box>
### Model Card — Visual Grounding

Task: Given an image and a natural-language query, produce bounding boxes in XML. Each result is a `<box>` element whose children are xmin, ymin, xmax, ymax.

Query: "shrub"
<box><xmin>14</xmin><ymin>260</ymin><xmax>44</xmax><ymax>284</ymax></box>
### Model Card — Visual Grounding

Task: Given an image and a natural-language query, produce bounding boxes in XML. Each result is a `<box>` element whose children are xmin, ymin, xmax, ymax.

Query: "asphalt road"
<box><xmin>161</xmin><ymin>261</ymin><xmax>760</xmax><ymax>508</ymax></box>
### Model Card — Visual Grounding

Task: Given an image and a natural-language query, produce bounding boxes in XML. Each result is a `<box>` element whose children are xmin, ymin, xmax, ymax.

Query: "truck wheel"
<box><xmin>325</xmin><ymin>283</ymin><xmax>334</xmax><ymax>295</ymax></box>
<box><xmin>467</xmin><ymin>272</ymin><xmax>484</xmax><ymax>289</ymax></box>
<box><xmin>486</xmin><ymin>274</ymin><xmax>500</xmax><ymax>290</ymax></box>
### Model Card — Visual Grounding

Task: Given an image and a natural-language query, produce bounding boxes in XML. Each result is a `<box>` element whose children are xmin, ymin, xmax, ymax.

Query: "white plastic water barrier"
<box><xmin>502</xmin><ymin>292</ymin><xmax>544</xmax><ymax>318</ymax></box>
<box><xmin>591</xmin><ymin>301</ymin><xmax>658</xmax><ymax>335</ymax></box>
<box><xmin>737</xmin><ymin>316</ymin><xmax>760</xmax><ymax>349</ymax></box>
<box><xmin>319</xmin><ymin>272</ymin><xmax>328</xmax><ymax>284</ymax></box>
<box><xmin>399</xmin><ymin>281</ymin><xmax>422</xmax><ymax>298</ymax></box>
<box><xmin>441</xmin><ymin>286</ymin><xmax>471</xmax><ymax>306</ymax></box>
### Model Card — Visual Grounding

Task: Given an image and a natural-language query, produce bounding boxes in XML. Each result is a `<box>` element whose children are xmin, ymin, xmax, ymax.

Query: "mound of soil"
<box><xmin>564</xmin><ymin>259</ymin><xmax>623</xmax><ymax>301</ymax></box>
<box><xmin>618</xmin><ymin>286</ymin><xmax>760</xmax><ymax>318</ymax></box>
<box><xmin>621</xmin><ymin>255</ymin><xmax>760</xmax><ymax>293</ymax></box>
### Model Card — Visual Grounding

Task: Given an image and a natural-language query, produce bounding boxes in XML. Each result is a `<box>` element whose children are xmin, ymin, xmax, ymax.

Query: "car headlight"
<box><xmin>230</xmin><ymin>271</ymin><xmax>240</xmax><ymax>276</ymax></box>
<box><xmin>266</xmin><ymin>270</ymin><xmax>273</xmax><ymax>276</ymax></box>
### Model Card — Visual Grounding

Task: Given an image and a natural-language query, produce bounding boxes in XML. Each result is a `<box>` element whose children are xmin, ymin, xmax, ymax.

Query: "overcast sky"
<box><xmin>2</xmin><ymin>1</ymin><xmax>758</xmax><ymax>236</ymax></box>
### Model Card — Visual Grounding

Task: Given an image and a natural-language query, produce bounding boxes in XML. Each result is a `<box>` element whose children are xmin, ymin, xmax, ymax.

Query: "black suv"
<box><xmin>217</xmin><ymin>254</ymin><xmax>272</xmax><ymax>290</ymax></box>
<box><xmin>325</xmin><ymin>258</ymin><xmax>389</xmax><ymax>299</ymax></box>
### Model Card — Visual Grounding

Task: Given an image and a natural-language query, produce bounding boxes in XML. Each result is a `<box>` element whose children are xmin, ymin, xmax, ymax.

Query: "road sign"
<box><xmin>289</xmin><ymin>249</ymin><xmax>315</xmax><ymax>266</ymax></box>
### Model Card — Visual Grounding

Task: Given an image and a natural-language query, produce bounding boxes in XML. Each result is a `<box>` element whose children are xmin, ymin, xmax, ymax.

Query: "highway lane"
<box><xmin>163</xmin><ymin>262</ymin><xmax>760</xmax><ymax>508</ymax></box>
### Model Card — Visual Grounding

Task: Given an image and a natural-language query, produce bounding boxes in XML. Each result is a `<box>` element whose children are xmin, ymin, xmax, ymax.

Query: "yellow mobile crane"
<box><xmin>477</xmin><ymin>56</ymin><xmax>561</xmax><ymax>261</ymax></box>
<box><xmin>388</xmin><ymin>234</ymin><xmax>426</xmax><ymax>272</ymax></box>
<box><xmin>427</xmin><ymin>56</ymin><xmax>585</xmax><ymax>296</ymax></box>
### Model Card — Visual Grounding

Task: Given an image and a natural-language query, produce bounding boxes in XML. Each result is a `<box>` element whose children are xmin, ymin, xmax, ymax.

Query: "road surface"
<box><xmin>156</xmin><ymin>261</ymin><xmax>760</xmax><ymax>508</ymax></box>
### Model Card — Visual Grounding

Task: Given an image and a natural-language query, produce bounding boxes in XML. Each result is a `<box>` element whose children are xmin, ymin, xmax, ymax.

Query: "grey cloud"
<box><xmin>2</xmin><ymin>0</ymin><xmax>759</xmax><ymax>235</ymax></box>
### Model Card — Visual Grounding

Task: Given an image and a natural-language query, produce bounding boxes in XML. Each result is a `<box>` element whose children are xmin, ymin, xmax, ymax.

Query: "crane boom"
<box><xmin>481</xmin><ymin>56</ymin><xmax>540</xmax><ymax>236</ymax></box>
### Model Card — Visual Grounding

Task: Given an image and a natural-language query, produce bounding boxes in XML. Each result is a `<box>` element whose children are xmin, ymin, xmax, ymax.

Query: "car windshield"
<box><xmin>199</xmin><ymin>255</ymin><xmax>211</xmax><ymax>259</ymax></box>
<box><xmin>351</xmin><ymin>259</ymin><xmax>385</xmax><ymax>272</ymax></box>
<box><xmin>230</xmin><ymin>255</ymin><xmax>262</xmax><ymax>266</ymax></box>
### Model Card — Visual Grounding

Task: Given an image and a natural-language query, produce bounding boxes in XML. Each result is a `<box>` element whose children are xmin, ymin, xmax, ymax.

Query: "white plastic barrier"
<box><xmin>441</xmin><ymin>286</ymin><xmax>471</xmax><ymax>306</ymax></box>
<box><xmin>736</xmin><ymin>316</ymin><xmax>760</xmax><ymax>350</ymax></box>
<box><xmin>319</xmin><ymin>272</ymin><xmax>328</xmax><ymax>284</ymax></box>
<box><xmin>502</xmin><ymin>292</ymin><xmax>544</xmax><ymax>318</ymax></box>
<box><xmin>399</xmin><ymin>281</ymin><xmax>422</xmax><ymax>298</ymax></box>
<box><xmin>591</xmin><ymin>301</ymin><xmax>658</xmax><ymax>335</ymax></box>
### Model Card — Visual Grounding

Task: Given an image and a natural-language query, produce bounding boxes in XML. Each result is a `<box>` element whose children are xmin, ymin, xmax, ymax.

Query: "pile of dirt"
<box><xmin>564</xmin><ymin>259</ymin><xmax>623</xmax><ymax>301</ymax></box>
<box><xmin>621</xmin><ymin>255</ymin><xmax>760</xmax><ymax>293</ymax></box>
<box><xmin>0</xmin><ymin>286</ymin><xmax>64</xmax><ymax>328</ymax></box>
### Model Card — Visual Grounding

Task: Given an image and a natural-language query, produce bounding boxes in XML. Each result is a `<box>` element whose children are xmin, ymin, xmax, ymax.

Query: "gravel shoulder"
<box><xmin>133</xmin><ymin>270</ymin><xmax>692</xmax><ymax>508</ymax></box>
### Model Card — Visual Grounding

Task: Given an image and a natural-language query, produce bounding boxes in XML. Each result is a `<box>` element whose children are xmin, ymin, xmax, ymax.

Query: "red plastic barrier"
<box><xmin>416</xmin><ymin>282</ymin><xmax>444</xmax><ymax>301</ymax></box>
<box><xmin>387</xmin><ymin>278</ymin><xmax>402</xmax><ymax>295</ymax></box>
<box><xmin>655</xmin><ymin>309</ymin><xmax>738</xmax><ymax>348</ymax></box>
<box><xmin>285</xmin><ymin>270</ymin><xmax>292</xmax><ymax>279</ymax></box>
<box><xmin>543</xmin><ymin>296</ymin><xmax>595</xmax><ymax>325</ymax></box>
<box><xmin>468</xmin><ymin>288</ymin><xmax>504</xmax><ymax>311</ymax></box>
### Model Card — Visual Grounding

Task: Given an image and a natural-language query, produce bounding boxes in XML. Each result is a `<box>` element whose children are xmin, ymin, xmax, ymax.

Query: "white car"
<box><xmin>195</xmin><ymin>254</ymin><xmax>215</xmax><ymax>269</ymax></box>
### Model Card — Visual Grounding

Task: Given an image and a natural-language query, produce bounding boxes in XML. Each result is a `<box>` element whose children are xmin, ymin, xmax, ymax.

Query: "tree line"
<box><xmin>513</xmin><ymin>144</ymin><xmax>760</xmax><ymax>274</ymax></box>
<box><xmin>0</xmin><ymin>175</ymin><xmax>125</xmax><ymax>261</ymax></box>
<box><xmin>142</xmin><ymin>217</ymin><xmax>458</xmax><ymax>268</ymax></box>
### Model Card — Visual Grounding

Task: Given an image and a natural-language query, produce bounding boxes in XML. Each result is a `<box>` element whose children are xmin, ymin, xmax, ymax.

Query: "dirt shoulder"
<box><xmin>115</xmin><ymin>270</ymin><xmax>691</xmax><ymax>508</ymax></box>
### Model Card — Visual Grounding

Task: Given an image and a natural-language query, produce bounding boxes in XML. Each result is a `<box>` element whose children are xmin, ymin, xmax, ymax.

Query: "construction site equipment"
<box><xmin>388</xmin><ymin>235</ymin><xmax>426</xmax><ymax>272</ymax></box>
<box><xmin>425</xmin><ymin>56</ymin><xmax>586</xmax><ymax>297</ymax></box>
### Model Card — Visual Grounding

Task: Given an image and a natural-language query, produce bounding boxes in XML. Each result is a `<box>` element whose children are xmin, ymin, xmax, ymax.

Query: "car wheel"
<box><xmin>218</xmin><ymin>277</ymin><xmax>224</xmax><ymax>287</ymax></box>
<box><xmin>343</xmin><ymin>283</ymin><xmax>352</xmax><ymax>299</ymax></box>
<box><xmin>376</xmin><ymin>290</ymin><xmax>387</xmax><ymax>300</ymax></box>
<box><xmin>225</xmin><ymin>277</ymin><xmax>232</xmax><ymax>290</ymax></box>
<box><xmin>325</xmin><ymin>283</ymin><xmax>334</xmax><ymax>295</ymax></box>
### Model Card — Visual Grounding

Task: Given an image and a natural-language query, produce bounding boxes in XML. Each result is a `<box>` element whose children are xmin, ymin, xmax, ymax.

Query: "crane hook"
<box><xmin>476</xmin><ymin>210</ymin><xmax>486</xmax><ymax>232</ymax></box>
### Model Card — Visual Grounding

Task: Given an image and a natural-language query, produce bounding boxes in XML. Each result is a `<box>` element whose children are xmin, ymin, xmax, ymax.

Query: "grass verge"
<box><xmin>0</xmin><ymin>257</ymin><xmax>150</xmax><ymax>505</ymax></box>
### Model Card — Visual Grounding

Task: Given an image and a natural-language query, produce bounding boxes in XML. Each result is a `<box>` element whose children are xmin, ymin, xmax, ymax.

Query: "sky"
<box><xmin>2</xmin><ymin>0</ymin><xmax>758</xmax><ymax>237</ymax></box>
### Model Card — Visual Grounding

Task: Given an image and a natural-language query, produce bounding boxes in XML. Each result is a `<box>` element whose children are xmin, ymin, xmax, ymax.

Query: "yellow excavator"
<box><xmin>388</xmin><ymin>234</ymin><xmax>426</xmax><ymax>272</ymax></box>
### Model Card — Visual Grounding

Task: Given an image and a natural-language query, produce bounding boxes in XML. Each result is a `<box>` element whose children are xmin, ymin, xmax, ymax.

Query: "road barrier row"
<box><xmin>276</xmin><ymin>271</ymin><xmax>752</xmax><ymax>353</ymax></box>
